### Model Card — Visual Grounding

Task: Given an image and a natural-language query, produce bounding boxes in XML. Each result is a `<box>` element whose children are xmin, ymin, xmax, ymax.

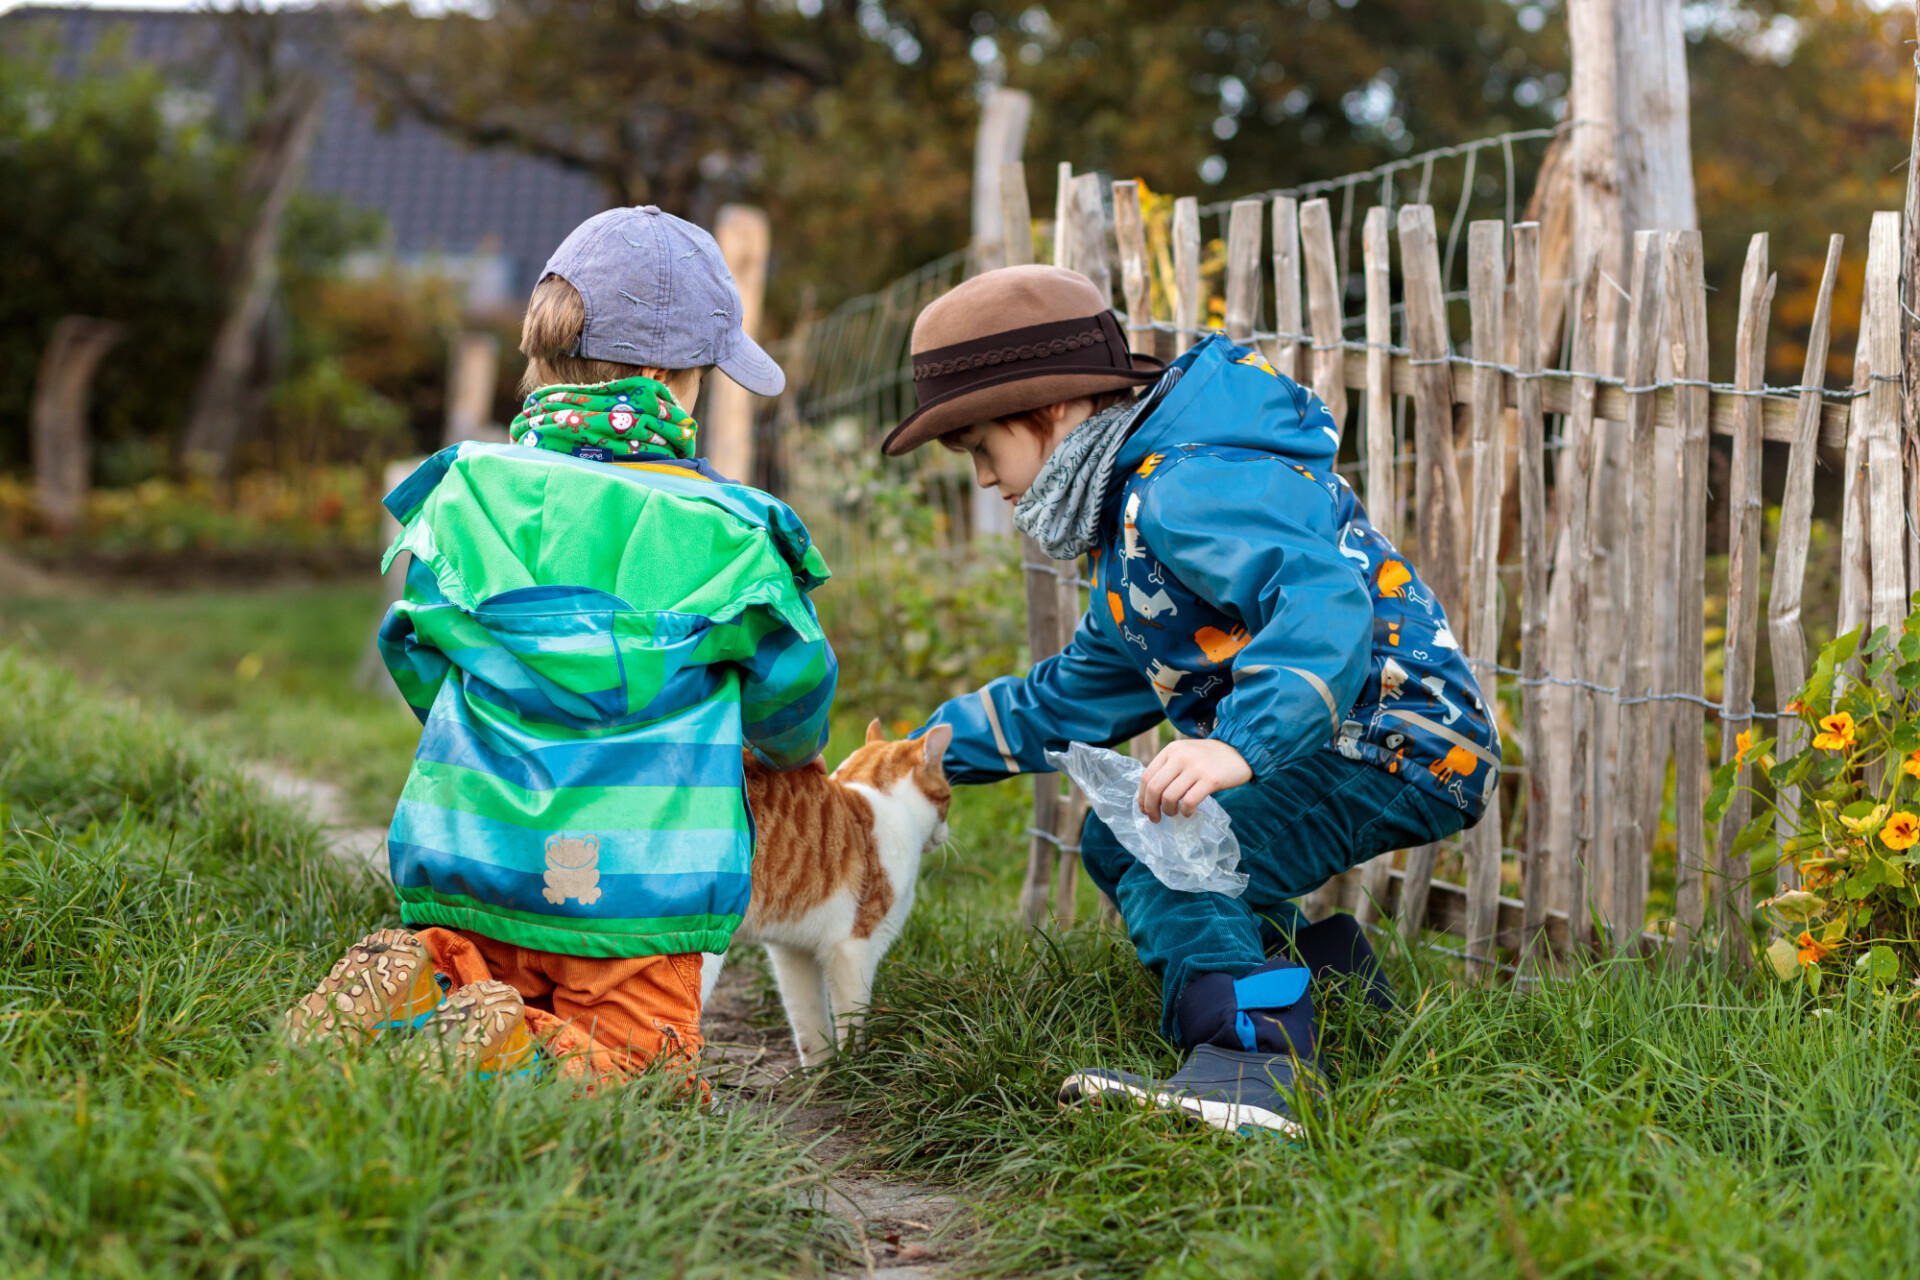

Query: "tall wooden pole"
<box><xmin>706</xmin><ymin>204</ymin><xmax>772</xmax><ymax>484</ymax></box>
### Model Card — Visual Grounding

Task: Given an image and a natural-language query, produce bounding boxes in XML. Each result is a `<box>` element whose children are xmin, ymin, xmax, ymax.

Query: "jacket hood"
<box><xmin>1114</xmin><ymin>335</ymin><xmax>1343</xmax><ymax>477</ymax></box>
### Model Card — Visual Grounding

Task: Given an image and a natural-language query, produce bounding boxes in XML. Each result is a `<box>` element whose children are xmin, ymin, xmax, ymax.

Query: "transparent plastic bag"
<box><xmin>1044</xmin><ymin>741</ymin><xmax>1248</xmax><ymax>897</ymax></box>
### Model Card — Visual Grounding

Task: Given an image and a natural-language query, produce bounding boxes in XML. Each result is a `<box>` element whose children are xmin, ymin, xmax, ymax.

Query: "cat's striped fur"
<box><xmin>701</xmin><ymin>721</ymin><xmax>953</xmax><ymax>1065</ymax></box>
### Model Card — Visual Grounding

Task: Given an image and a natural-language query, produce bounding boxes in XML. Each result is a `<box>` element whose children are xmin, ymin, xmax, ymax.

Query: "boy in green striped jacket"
<box><xmin>284</xmin><ymin>208</ymin><xmax>837</xmax><ymax>1084</ymax></box>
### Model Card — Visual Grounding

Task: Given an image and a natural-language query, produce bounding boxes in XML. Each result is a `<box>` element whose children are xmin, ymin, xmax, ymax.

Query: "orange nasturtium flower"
<box><xmin>1734</xmin><ymin>730</ymin><xmax>1755</xmax><ymax>765</ymax></box>
<box><xmin>1883</xmin><ymin>811</ymin><xmax>1920</xmax><ymax>851</ymax></box>
<box><xmin>1904</xmin><ymin>750</ymin><xmax>1920</xmax><ymax>780</ymax></box>
<box><xmin>1785</xmin><ymin>698</ymin><xmax>1808</xmax><ymax>715</ymax></box>
<box><xmin>1797</xmin><ymin>931</ymin><xmax>1833</xmax><ymax>967</ymax></box>
<box><xmin>1813</xmin><ymin>712</ymin><xmax>1856</xmax><ymax>751</ymax></box>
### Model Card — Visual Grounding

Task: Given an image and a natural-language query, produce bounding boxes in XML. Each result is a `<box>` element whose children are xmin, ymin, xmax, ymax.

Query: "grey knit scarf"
<box><xmin>1012</xmin><ymin>401</ymin><xmax>1143</xmax><ymax>560</ymax></box>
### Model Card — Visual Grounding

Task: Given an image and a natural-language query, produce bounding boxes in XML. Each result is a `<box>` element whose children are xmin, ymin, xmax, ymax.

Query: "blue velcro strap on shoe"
<box><xmin>1232</xmin><ymin>967</ymin><xmax>1311</xmax><ymax>1053</ymax></box>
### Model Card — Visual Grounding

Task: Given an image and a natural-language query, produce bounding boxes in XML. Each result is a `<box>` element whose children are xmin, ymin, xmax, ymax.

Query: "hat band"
<box><xmin>911</xmin><ymin>313</ymin><xmax>1133</xmax><ymax>402</ymax></box>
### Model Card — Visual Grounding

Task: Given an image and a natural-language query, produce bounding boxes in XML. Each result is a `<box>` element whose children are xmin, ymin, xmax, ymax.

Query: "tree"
<box><xmin>348</xmin><ymin>0</ymin><xmax>1568</xmax><ymax>320</ymax></box>
<box><xmin>0</xmin><ymin>34</ymin><xmax>244</xmax><ymax>474</ymax></box>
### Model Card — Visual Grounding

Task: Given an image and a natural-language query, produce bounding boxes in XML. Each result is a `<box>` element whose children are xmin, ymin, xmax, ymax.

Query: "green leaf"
<box><xmin>1730</xmin><ymin>812</ymin><xmax>1776</xmax><ymax>860</ymax></box>
<box><xmin>1748</xmin><ymin>842</ymin><xmax>1782</xmax><ymax>876</ymax></box>
<box><xmin>1896</xmin><ymin>662</ymin><xmax>1920</xmax><ymax>691</ymax></box>
<box><xmin>1821</xmin><ymin>914</ymin><xmax>1849</xmax><ymax>944</ymax></box>
<box><xmin>1867</xmin><ymin>652</ymin><xmax>1897</xmax><ymax>683</ymax></box>
<box><xmin>1770</xmin><ymin>750</ymin><xmax>1815</xmax><ymax>789</ymax></box>
<box><xmin>1893</xmin><ymin>723</ymin><xmax>1920</xmax><ymax>754</ymax></box>
<box><xmin>1833</xmin><ymin>626</ymin><xmax>1865</xmax><ymax>665</ymax></box>
<box><xmin>1869</xmin><ymin>625</ymin><xmax>1891</xmax><ymax>658</ymax></box>
<box><xmin>1842</xmin><ymin>799</ymin><xmax>1882</xmax><ymax>820</ymax></box>
<box><xmin>1900</xmin><ymin>629</ymin><xmax>1920</xmax><ymax>663</ymax></box>
<box><xmin>1766</xmin><ymin>936</ymin><xmax>1800</xmax><ymax>980</ymax></box>
<box><xmin>1807</xmin><ymin>963</ymin><xmax>1825</xmax><ymax>995</ymax></box>
<box><xmin>1865</xmin><ymin>944</ymin><xmax>1900</xmax><ymax>983</ymax></box>
<box><xmin>1765</xmin><ymin>889</ymin><xmax>1825</xmax><ymax>922</ymax></box>
<box><xmin>1705</xmin><ymin>763</ymin><xmax>1739</xmax><ymax>825</ymax></box>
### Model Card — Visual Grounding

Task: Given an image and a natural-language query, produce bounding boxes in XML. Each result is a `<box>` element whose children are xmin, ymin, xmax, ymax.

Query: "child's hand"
<box><xmin>1137</xmin><ymin>739</ymin><xmax>1252</xmax><ymax>821</ymax></box>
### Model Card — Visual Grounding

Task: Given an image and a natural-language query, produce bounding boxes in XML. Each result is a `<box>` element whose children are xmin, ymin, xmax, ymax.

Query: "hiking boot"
<box><xmin>1058</xmin><ymin>1045</ymin><xmax>1320</xmax><ymax>1138</ymax></box>
<box><xmin>413</xmin><ymin>980</ymin><xmax>541</xmax><ymax>1079</ymax></box>
<box><xmin>285</xmin><ymin>929</ymin><xmax>446</xmax><ymax>1047</ymax></box>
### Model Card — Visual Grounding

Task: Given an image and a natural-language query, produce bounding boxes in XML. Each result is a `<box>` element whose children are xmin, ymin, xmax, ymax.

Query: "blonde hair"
<box><xmin>518</xmin><ymin>275</ymin><xmax>709</xmax><ymax>406</ymax></box>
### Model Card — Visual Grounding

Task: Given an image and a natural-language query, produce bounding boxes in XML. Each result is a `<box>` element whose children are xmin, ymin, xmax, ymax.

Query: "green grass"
<box><xmin>830</xmin><ymin>899</ymin><xmax>1920</xmax><ymax>1278</ymax></box>
<box><xmin>16</xmin><ymin>578</ymin><xmax>1916</xmax><ymax>1277</ymax></box>
<box><xmin>0</xmin><ymin>581</ymin><xmax>421</xmax><ymax>823</ymax></box>
<box><xmin>0</xmin><ymin>651</ymin><xmax>844</xmax><ymax>1278</ymax></box>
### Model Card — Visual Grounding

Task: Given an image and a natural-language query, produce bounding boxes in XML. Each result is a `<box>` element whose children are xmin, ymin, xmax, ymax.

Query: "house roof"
<box><xmin>4</xmin><ymin>5</ymin><xmax>611</xmax><ymax>297</ymax></box>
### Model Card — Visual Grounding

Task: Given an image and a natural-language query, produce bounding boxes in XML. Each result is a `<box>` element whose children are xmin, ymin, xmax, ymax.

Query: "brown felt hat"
<box><xmin>881</xmin><ymin>265</ymin><xmax>1164</xmax><ymax>457</ymax></box>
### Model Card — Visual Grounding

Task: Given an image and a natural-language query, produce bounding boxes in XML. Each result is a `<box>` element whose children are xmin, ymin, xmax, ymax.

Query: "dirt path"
<box><xmin>702</xmin><ymin>957</ymin><xmax>974</xmax><ymax>1279</ymax></box>
<box><xmin>243</xmin><ymin>764</ymin><xmax>390</xmax><ymax>876</ymax></box>
<box><xmin>248</xmin><ymin>761</ymin><xmax>976</xmax><ymax>1277</ymax></box>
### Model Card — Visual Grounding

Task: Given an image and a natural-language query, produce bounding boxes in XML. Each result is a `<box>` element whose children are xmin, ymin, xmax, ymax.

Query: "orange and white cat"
<box><xmin>701</xmin><ymin>722</ymin><xmax>953</xmax><ymax>1066</ymax></box>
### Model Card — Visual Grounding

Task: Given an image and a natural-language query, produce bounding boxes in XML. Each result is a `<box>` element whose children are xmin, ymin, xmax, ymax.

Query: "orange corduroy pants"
<box><xmin>415</xmin><ymin>927</ymin><xmax>704</xmax><ymax>1088</ymax></box>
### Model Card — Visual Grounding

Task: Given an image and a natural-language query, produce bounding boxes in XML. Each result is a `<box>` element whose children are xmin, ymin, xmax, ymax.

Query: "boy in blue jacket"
<box><xmin>886</xmin><ymin>265</ymin><xmax>1499</xmax><ymax>1137</ymax></box>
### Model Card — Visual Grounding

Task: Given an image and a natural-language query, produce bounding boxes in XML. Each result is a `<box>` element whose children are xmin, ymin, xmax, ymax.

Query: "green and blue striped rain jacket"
<box><xmin>376</xmin><ymin>444</ymin><xmax>837</xmax><ymax>957</ymax></box>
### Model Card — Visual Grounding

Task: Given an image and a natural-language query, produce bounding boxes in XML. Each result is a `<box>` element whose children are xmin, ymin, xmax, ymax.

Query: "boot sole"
<box><xmin>414</xmin><ymin>980</ymin><xmax>541</xmax><ymax>1078</ymax></box>
<box><xmin>1058</xmin><ymin>1070</ymin><xmax>1304</xmax><ymax>1139</ymax></box>
<box><xmin>287</xmin><ymin>929</ymin><xmax>443</xmax><ymax>1046</ymax></box>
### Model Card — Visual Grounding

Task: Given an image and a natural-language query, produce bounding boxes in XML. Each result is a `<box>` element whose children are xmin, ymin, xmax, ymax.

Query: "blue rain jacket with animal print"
<box><xmin>922</xmin><ymin>334</ymin><xmax>1501</xmax><ymax>820</ymax></box>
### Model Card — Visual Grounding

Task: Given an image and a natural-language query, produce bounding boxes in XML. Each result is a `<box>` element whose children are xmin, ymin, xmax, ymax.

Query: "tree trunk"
<box><xmin>179</xmin><ymin>80</ymin><xmax>323</xmax><ymax>478</ymax></box>
<box><xmin>30</xmin><ymin>316</ymin><xmax>123</xmax><ymax>535</ymax></box>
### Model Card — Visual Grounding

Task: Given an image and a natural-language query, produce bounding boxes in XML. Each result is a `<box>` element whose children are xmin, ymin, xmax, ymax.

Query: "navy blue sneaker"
<box><xmin>1058</xmin><ymin>1044</ymin><xmax>1319</xmax><ymax>1138</ymax></box>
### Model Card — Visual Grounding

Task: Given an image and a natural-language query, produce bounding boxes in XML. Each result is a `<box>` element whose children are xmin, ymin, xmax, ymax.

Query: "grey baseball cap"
<box><xmin>539</xmin><ymin>206</ymin><xmax>785</xmax><ymax>397</ymax></box>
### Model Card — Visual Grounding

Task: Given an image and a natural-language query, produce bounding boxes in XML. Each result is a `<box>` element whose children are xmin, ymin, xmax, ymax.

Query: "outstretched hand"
<box><xmin>1137</xmin><ymin>738</ymin><xmax>1252</xmax><ymax>821</ymax></box>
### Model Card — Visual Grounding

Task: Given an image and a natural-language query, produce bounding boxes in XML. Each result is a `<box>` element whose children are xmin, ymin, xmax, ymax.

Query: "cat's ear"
<box><xmin>865</xmin><ymin>718</ymin><xmax>886</xmax><ymax>744</ymax></box>
<box><xmin>918</xmin><ymin>723</ymin><xmax>953</xmax><ymax>774</ymax></box>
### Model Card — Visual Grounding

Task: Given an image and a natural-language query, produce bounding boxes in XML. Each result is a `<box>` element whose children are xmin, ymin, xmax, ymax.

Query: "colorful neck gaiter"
<box><xmin>509</xmin><ymin>376</ymin><xmax>698</xmax><ymax>462</ymax></box>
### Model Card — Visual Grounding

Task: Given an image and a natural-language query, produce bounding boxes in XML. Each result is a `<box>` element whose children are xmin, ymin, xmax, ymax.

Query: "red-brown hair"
<box><xmin>943</xmin><ymin>388</ymin><xmax>1139</xmax><ymax>450</ymax></box>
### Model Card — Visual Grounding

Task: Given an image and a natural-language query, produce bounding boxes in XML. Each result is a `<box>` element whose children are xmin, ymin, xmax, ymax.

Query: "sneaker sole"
<box><xmin>286</xmin><ymin>929</ymin><xmax>443</xmax><ymax>1046</ymax></box>
<box><xmin>1058</xmin><ymin>1071</ymin><xmax>1305</xmax><ymax>1139</ymax></box>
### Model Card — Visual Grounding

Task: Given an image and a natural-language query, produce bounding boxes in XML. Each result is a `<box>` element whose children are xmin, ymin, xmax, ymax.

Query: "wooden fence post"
<box><xmin>1866</xmin><ymin>211</ymin><xmax>1908</xmax><ymax>646</ymax></box>
<box><xmin>1273</xmin><ymin>198</ymin><xmax>1304</xmax><ymax>381</ymax></box>
<box><xmin>1610</xmin><ymin>229</ymin><xmax>1666</xmax><ymax>949</ymax></box>
<box><xmin>1396</xmin><ymin>204</ymin><xmax>1467</xmax><ymax>940</ymax></box>
<box><xmin>1665</xmin><ymin>229</ymin><xmax>1711</xmax><ymax>956</ymax></box>
<box><xmin>1300</xmin><ymin>198</ymin><xmax>1348</xmax><ymax>428</ymax></box>
<box><xmin>1363</xmin><ymin>207</ymin><xmax>1396</xmax><ymax>543</ymax></box>
<box><xmin>443</xmin><ymin>332</ymin><xmax>502</xmax><ymax>446</ymax></box>
<box><xmin>1068</xmin><ymin>172</ymin><xmax>1113</xmax><ymax>303</ymax></box>
<box><xmin>1053</xmin><ymin>162</ymin><xmax>1074</xmax><ymax>268</ymax></box>
<box><xmin>1173</xmin><ymin>197</ymin><xmax>1202</xmax><ymax>356</ymax></box>
<box><xmin>1354</xmin><ymin>204</ymin><xmax>1400</xmax><ymax>934</ymax></box>
<box><xmin>1720</xmin><ymin>233</ymin><xmax>1773</xmax><ymax>968</ymax></box>
<box><xmin>1005</xmin><ymin>197</ymin><xmax>1069</xmax><ymax>927</ymax></box>
<box><xmin>1767</xmin><ymin>234</ymin><xmax>1843</xmax><ymax>894</ymax></box>
<box><xmin>708</xmin><ymin>204</ymin><xmax>772</xmax><ymax>483</ymax></box>
<box><xmin>1224</xmin><ymin>199</ymin><xmax>1264</xmax><ymax>346</ymax></box>
<box><xmin>1463</xmin><ymin>221</ymin><xmax>1507</xmax><ymax>980</ymax></box>
<box><xmin>999</xmin><ymin>162</ymin><xmax>1034</xmax><ymax>268</ymax></box>
<box><xmin>1565</xmin><ymin>251</ymin><xmax>1604</xmax><ymax>952</ymax></box>
<box><xmin>1115</xmin><ymin>181</ymin><xmax>1154</xmax><ymax>353</ymax></box>
<box><xmin>1512</xmin><ymin>222</ymin><xmax>1550</xmax><ymax>962</ymax></box>
<box><xmin>1396</xmin><ymin>205</ymin><xmax>1468</xmax><ymax>628</ymax></box>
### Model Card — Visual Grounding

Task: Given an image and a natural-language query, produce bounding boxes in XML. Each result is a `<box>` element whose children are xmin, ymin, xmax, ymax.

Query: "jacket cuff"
<box><xmin>1209</xmin><ymin>716</ymin><xmax>1282</xmax><ymax>781</ymax></box>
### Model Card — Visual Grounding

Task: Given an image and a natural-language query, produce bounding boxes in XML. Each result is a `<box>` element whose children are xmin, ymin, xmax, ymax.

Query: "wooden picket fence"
<box><xmin>1001</xmin><ymin>159</ymin><xmax>1911</xmax><ymax>975</ymax></box>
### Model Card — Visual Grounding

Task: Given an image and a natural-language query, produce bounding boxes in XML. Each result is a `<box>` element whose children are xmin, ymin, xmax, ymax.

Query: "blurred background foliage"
<box><xmin>0</xmin><ymin>0</ymin><xmax>1908</xmax><ymax>540</ymax></box>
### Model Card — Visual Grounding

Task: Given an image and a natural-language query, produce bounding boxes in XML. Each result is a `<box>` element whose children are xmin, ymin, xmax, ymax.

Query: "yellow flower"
<box><xmin>1883</xmin><ymin>811</ymin><xmax>1920</xmax><ymax>851</ymax></box>
<box><xmin>1797</xmin><ymin>931</ymin><xmax>1833</xmax><ymax>967</ymax></box>
<box><xmin>1813</xmin><ymin>712</ymin><xmax>1856</xmax><ymax>751</ymax></box>
<box><xmin>1841</xmin><ymin>804</ymin><xmax>1889</xmax><ymax>836</ymax></box>
<box><xmin>1904</xmin><ymin>750</ymin><xmax>1920</xmax><ymax>780</ymax></box>
<box><xmin>1734</xmin><ymin>730</ymin><xmax>1754</xmax><ymax>765</ymax></box>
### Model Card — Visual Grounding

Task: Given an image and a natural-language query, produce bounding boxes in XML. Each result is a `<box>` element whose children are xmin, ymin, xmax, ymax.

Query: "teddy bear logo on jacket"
<box><xmin>542</xmin><ymin>834</ymin><xmax>603</xmax><ymax>906</ymax></box>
